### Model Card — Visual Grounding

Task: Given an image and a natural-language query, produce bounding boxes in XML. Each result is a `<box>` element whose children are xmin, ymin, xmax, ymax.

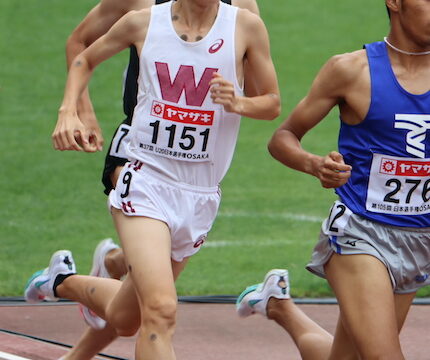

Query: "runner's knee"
<box><xmin>141</xmin><ymin>296</ymin><xmax>177</xmax><ymax>330</ymax></box>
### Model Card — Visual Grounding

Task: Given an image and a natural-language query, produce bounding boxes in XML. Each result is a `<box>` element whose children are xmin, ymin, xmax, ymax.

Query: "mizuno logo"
<box><xmin>394</xmin><ymin>114</ymin><xmax>430</xmax><ymax>158</ymax></box>
<box><xmin>415</xmin><ymin>274</ymin><xmax>429</xmax><ymax>283</ymax></box>
<box><xmin>345</xmin><ymin>240</ymin><xmax>357</xmax><ymax>247</ymax></box>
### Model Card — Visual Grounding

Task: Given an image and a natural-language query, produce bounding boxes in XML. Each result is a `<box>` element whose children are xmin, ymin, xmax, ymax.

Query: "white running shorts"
<box><xmin>109</xmin><ymin>160</ymin><xmax>221</xmax><ymax>261</ymax></box>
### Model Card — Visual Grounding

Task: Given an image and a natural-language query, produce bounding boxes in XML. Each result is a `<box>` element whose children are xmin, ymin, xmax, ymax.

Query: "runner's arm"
<box><xmin>210</xmin><ymin>11</ymin><xmax>280</xmax><ymax>120</ymax></box>
<box><xmin>268</xmin><ymin>55</ymin><xmax>358</xmax><ymax>188</ymax></box>
<box><xmin>54</xmin><ymin>10</ymin><xmax>148</xmax><ymax>151</ymax></box>
<box><xmin>233</xmin><ymin>0</ymin><xmax>260</xmax><ymax>97</ymax></box>
<box><xmin>66</xmin><ymin>0</ymin><xmax>131</xmax><ymax>150</ymax></box>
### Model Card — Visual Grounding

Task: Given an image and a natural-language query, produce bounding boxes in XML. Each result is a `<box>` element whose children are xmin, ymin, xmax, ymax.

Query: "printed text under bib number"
<box><xmin>366</xmin><ymin>153</ymin><xmax>430</xmax><ymax>215</ymax></box>
<box><xmin>137</xmin><ymin>99</ymin><xmax>218</xmax><ymax>162</ymax></box>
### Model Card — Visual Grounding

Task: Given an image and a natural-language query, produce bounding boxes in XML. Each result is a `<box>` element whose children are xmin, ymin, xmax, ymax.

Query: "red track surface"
<box><xmin>1</xmin><ymin>302</ymin><xmax>429</xmax><ymax>359</ymax></box>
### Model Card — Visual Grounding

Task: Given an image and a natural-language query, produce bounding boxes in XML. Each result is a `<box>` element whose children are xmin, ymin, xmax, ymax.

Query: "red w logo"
<box><xmin>155</xmin><ymin>62</ymin><xmax>218</xmax><ymax>107</ymax></box>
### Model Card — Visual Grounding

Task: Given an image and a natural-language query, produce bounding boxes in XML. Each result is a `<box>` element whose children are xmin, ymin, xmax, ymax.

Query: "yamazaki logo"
<box><xmin>209</xmin><ymin>39</ymin><xmax>224</xmax><ymax>54</ymax></box>
<box><xmin>379</xmin><ymin>158</ymin><xmax>430</xmax><ymax>176</ymax></box>
<box><xmin>151</xmin><ymin>100</ymin><xmax>214</xmax><ymax>125</ymax></box>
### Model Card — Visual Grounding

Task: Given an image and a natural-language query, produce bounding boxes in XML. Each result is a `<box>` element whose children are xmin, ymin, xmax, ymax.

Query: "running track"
<box><xmin>1</xmin><ymin>299</ymin><xmax>429</xmax><ymax>359</ymax></box>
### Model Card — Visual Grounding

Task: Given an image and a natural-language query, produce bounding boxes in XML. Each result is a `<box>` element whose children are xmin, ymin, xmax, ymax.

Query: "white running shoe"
<box><xmin>24</xmin><ymin>250</ymin><xmax>76</xmax><ymax>303</ymax></box>
<box><xmin>89</xmin><ymin>238</ymin><xmax>119</xmax><ymax>278</ymax></box>
<box><xmin>80</xmin><ymin>238</ymin><xmax>120</xmax><ymax>330</ymax></box>
<box><xmin>79</xmin><ymin>303</ymin><xmax>107</xmax><ymax>330</ymax></box>
<box><xmin>236</xmin><ymin>269</ymin><xmax>290</xmax><ymax>318</ymax></box>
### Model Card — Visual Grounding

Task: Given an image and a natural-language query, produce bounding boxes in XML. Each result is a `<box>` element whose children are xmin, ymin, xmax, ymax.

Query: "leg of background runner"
<box><xmin>267</xmin><ymin>298</ymin><xmax>333</xmax><ymax>360</ymax></box>
<box><xmin>61</xmin><ymin>325</ymin><xmax>118</xmax><ymax>360</ymax></box>
<box><xmin>58</xmin><ymin>274</ymin><xmax>140</xmax><ymax>337</ymax></box>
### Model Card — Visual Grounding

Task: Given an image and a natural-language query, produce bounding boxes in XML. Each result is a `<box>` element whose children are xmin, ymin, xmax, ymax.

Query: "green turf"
<box><xmin>2</xmin><ymin>0</ymin><xmax>428</xmax><ymax>298</ymax></box>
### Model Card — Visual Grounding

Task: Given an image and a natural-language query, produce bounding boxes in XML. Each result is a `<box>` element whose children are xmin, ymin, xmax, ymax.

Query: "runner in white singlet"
<box><xmin>32</xmin><ymin>1</ymin><xmax>280</xmax><ymax>359</ymax></box>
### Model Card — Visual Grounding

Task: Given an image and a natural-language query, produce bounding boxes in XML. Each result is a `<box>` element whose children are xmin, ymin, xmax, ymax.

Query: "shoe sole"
<box><xmin>24</xmin><ymin>269</ymin><xmax>47</xmax><ymax>303</ymax></box>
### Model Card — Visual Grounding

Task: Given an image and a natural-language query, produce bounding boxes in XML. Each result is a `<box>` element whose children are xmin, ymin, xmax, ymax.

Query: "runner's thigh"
<box><xmin>325</xmin><ymin>253</ymin><xmax>404</xmax><ymax>359</ymax></box>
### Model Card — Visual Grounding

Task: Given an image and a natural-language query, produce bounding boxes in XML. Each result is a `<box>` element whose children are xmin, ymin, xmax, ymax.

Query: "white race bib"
<box><xmin>109</xmin><ymin>124</ymin><xmax>131</xmax><ymax>159</ymax></box>
<box><xmin>136</xmin><ymin>98</ymin><xmax>219</xmax><ymax>162</ymax></box>
<box><xmin>326</xmin><ymin>200</ymin><xmax>353</xmax><ymax>236</ymax></box>
<box><xmin>366</xmin><ymin>153</ymin><xmax>430</xmax><ymax>215</ymax></box>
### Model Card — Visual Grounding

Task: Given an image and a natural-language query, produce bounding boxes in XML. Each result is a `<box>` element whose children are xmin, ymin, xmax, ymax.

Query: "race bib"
<box><xmin>109</xmin><ymin>124</ymin><xmax>131</xmax><ymax>159</ymax></box>
<box><xmin>366</xmin><ymin>154</ymin><xmax>430</xmax><ymax>215</ymax></box>
<box><xmin>136</xmin><ymin>98</ymin><xmax>219</xmax><ymax>162</ymax></box>
<box><xmin>326</xmin><ymin>200</ymin><xmax>353</xmax><ymax>236</ymax></box>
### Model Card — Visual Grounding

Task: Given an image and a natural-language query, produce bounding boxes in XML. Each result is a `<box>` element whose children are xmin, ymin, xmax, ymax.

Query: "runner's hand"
<box><xmin>52</xmin><ymin>110</ymin><xmax>96</xmax><ymax>152</ymax></box>
<box><xmin>210</xmin><ymin>73</ymin><xmax>242</xmax><ymax>113</ymax></box>
<box><xmin>315</xmin><ymin>151</ymin><xmax>352</xmax><ymax>188</ymax></box>
<box><xmin>78</xmin><ymin>109</ymin><xmax>104</xmax><ymax>152</ymax></box>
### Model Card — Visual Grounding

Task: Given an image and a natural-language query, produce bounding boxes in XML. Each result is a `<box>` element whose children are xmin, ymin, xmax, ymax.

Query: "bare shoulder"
<box><xmin>107</xmin><ymin>0</ymin><xmax>153</xmax><ymax>13</ymax></box>
<box><xmin>121</xmin><ymin>0</ymin><xmax>154</xmax><ymax>12</ymax></box>
<box><xmin>97</xmin><ymin>0</ymin><xmax>144</xmax><ymax>14</ymax></box>
<box><xmin>236</xmin><ymin>7</ymin><xmax>266</xmax><ymax>32</ymax></box>
<box><xmin>114</xmin><ymin>7</ymin><xmax>152</xmax><ymax>34</ymax></box>
<box><xmin>324</xmin><ymin>49</ymin><xmax>368</xmax><ymax>85</ymax></box>
<box><xmin>232</xmin><ymin>0</ymin><xmax>259</xmax><ymax>15</ymax></box>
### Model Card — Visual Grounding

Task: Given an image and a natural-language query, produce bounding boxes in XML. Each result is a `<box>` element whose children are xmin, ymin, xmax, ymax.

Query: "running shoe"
<box><xmin>236</xmin><ymin>269</ymin><xmax>290</xmax><ymax>317</ymax></box>
<box><xmin>89</xmin><ymin>238</ymin><xmax>119</xmax><ymax>278</ymax></box>
<box><xmin>79</xmin><ymin>303</ymin><xmax>107</xmax><ymax>330</ymax></box>
<box><xmin>80</xmin><ymin>238</ymin><xmax>120</xmax><ymax>330</ymax></box>
<box><xmin>24</xmin><ymin>250</ymin><xmax>76</xmax><ymax>303</ymax></box>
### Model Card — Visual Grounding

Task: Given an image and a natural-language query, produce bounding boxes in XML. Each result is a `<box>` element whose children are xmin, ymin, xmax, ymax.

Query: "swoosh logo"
<box><xmin>248</xmin><ymin>299</ymin><xmax>262</xmax><ymax>307</ymax></box>
<box><xmin>209</xmin><ymin>39</ymin><xmax>224</xmax><ymax>54</ymax></box>
<box><xmin>35</xmin><ymin>279</ymin><xmax>49</xmax><ymax>288</ymax></box>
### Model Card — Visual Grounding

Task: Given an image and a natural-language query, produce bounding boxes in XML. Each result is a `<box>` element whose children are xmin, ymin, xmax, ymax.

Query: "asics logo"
<box><xmin>394</xmin><ymin>114</ymin><xmax>430</xmax><ymax>158</ymax></box>
<box><xmin>209</xmin><ymin>39</ymin><xmax>224</xmax><ymax>54</ymax></box>
<box><xmin>194</xmin><ymin>235</ymin><xmax>206</xmax><ymax>248</ymax></box>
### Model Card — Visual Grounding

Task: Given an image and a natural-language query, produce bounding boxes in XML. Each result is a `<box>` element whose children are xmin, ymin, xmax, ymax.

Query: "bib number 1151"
<box><xmin>149</xmin><ymin>120</ymin><xmax>210</xmax><ymax>152</ymax></box>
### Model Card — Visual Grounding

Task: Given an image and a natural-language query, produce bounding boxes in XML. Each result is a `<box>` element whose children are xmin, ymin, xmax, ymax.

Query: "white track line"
<box><xmin>205</xmin><ymin>211</ymin><xmax>323</xmax><ymax>248</ymax></box>
<box><xmin>218</xmin><ymin>211</ymin><xmax>324</xmax><ymax>223</ymax></box>
<box><xmin>0</xmin><ymin>351</ymin><xmax>31</xmax><ymax>360</ymax></box>
<box><xmin>205</xmin><ymin>239</ymin><xmax>297</xmax><ymax>248</ymax></box>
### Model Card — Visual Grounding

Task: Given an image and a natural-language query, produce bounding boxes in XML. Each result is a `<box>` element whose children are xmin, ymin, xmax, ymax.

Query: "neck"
<box><xmin>173</xmin><ymin>0</ymin><xmax>219</xmax><ymax>28</ymax></box>
<box><xmin>384</xmin><ymin>37</ymin><xmax>430</xmax><ymax>56</ymax></box>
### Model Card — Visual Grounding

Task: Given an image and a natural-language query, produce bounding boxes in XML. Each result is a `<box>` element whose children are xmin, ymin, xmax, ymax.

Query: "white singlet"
<box><xmin>127</xmin><ymin>1</ymin><xmax>243</xmax><ymax>187</ymax></box>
